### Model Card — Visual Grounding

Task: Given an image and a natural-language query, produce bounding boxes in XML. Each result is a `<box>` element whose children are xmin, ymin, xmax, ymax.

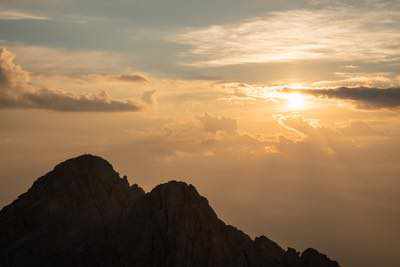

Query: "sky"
<box><xmin>0</xmin><ymin>0</ymin><xmax>399</xmax><ymax>266</ymax></box>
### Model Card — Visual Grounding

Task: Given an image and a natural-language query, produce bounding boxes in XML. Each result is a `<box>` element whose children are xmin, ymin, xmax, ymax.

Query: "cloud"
<box><xmin>0</xmin><ymin>48</ymin><xmax>141</xmax><ymax>112</ymax></box>
<box><xmin>4</xmin><ymin>45</ymin><xmax>134</xmax><ymax>75</ymax></box>
<box><xmin>274</xmin><ymin>114</ymin><xmax>321</xmax><ymax>138</ymax></box>
<box><xmin>1</xmin><ymin>89</ymin><xmax>140</xmax><ymax>112</ymax></box>
<box><xmin>0</xmin><ymin>47</ymin><xmax>32</xmax><ymax>91</ymax></box>
<box><xmin>173</xmin><ymin>7</ymin><xmax>400</xmax><ymax>67</ymax></box>
<box><xmin>117</xmin><ymin>74</ymin><xmax>149</xmax><ymax>83</ymax></box>
<box><xmin>0</xmin><ymin>10</ymin><xmax>49</xmax><ymax>21</ymax></box>
<box><xmin>198</xmin><ymin>113</ymin><xmax>238</xmax><ymax>133</ymax></box>
<box><xmin>141</xmin><ymin>90</ymin><xmax>156</xmax><ymax>105</ymax></box>
<box><xmin>283</xmin><ymin>87</ymin><xmax>400</xmax><ymax>110</ymax></box>
<box><xmin>312</xmin><ymin>72</ymin><xmax>399</xmax><ymax>88</ymax></box>
<box><xmin>85</xmin><ymin>73</ymin><xmax>150</xmax><ymax>85</ymax></box>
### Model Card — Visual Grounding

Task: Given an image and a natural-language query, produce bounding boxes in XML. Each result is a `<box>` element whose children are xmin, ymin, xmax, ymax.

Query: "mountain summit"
<box><xmin>0</xmin><ymin>154</ymin><xmax>339</xmax><ymax>267</ymax></box>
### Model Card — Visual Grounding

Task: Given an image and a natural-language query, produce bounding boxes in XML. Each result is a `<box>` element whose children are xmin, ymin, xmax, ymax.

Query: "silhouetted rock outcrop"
<box><xmin>0</xmin><ymin>154</ymin><xmax>340</xmax><ymax>267</ymax></box>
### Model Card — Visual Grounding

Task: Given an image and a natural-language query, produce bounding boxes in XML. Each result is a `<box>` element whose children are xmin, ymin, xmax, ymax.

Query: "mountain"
<box><xmin>0</xmin><ymin>154</ymin><xmax>340</xmax><ymax>267</ymax></box>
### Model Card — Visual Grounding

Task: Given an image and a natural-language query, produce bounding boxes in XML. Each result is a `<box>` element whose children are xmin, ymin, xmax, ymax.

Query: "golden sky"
<box><xmin>0</xmin><ymin>1</ymin><xmax>399</xmax><ymax>267</ymax></box>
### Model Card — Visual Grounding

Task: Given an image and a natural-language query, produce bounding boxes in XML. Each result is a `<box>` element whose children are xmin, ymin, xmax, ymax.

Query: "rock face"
<box><xmin>0</xmin><ymin>154</ymin><xmax>340</xmax><ymax>267</ymax></box>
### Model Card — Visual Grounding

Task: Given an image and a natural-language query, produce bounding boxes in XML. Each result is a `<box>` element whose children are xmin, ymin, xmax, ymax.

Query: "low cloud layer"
<box><xmin>0</xmin><ymin>48</ymin><xmax>140</xmax><ymax>112</ymax></box>
<box><xmin>0</xmin><ymin>89</ymin><xmax>140</xmax><ymax>112</ymax></box>
<box><xmin>283</xmin><ymin>87</ymin><xmax>400</xmax><ymax>110</ymax></box>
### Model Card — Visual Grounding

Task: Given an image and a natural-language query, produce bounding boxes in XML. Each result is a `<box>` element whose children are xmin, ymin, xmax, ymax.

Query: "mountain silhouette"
<box><xmin>0</xmin><ymin>154</ymin><xmax>340</xmax><ymax>267</ymax></box>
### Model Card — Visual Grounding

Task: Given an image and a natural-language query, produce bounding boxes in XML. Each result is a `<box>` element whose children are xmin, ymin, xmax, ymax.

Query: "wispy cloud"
<box><xmin>312</xmin><ymin>71</ymin><xmax>400</xmax><ymax>88</ymax></box>
<box><xmin>173</xmin><ymin>7</ymin><xmax>400</xmax><ymax>67</ymax></box>
<box><xmin>0</xmin><ymin>10</ymin><xmax>49</xmax><ymax>21</ymax></box>
<box><xmin>4</xmin><ymin>45</ymin><xmax>133</xmax><ymax>75</ymax></box>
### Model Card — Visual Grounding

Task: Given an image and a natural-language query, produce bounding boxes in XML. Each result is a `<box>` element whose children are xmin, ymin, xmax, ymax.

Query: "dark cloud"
<box><xmin>283</xmin><ymin>87</ymin><xmax>400</xmax><ymax>110</ymax></box>
<box><xmin>0</xmin><ymin>89</ymin><xmax>140</xmax><ymax>112</ymax></box>
<box><xmin>0</xmin><ymin>48</ymin><xmax>141</xmax><ymax>112</ymax></box>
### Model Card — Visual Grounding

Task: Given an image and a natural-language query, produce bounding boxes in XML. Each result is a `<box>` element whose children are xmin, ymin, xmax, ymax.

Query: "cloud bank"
<box><xmin>0</xmin><ymin>89</ymin><xmax>140</xmax><ymax>112</ymax></box>
<box><xmin>0</xmin><ymin>48</ymin><xmax>141</xmax><ymax>112</ymax></box>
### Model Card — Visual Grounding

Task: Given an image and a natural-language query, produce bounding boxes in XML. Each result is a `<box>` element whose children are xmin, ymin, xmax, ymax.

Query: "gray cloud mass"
<box><xmin>0</xmin><ymin>48</ymin><xmax>141</xmax><ymax>112</ymax></box>
<box><xmin>0</xmin><ymin>89</ymin><xmax>140</xmax><ymax>112</ymax></box>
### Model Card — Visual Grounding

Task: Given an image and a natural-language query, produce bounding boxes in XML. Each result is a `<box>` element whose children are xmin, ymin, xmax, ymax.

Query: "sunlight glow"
<box><xmin>256</xmin><ymin>84</ymin><xmax>310</xmax><ymax>111</ymax></box>
<box><xmin>286</xmin><ymin>93</ymin><xmax>306</xmax><ymax>109</ymax></box>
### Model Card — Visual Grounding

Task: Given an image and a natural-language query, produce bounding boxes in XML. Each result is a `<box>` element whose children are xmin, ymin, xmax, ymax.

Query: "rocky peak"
<box><xmin>0</xmin><ymin>154</ymin><xmax>144</xmax><ymax>255</ymax></box>
<box><xmin>0</xmin><ymin>155</ymin><xmax>340</xmax><ymax>267</ymax></box>
<box><xmin>54</xmin><ymin>154</ymin><xmax>114</xmax><ymax>170</ymax></box>
<box><xmin>36</xmin><ymin>154</ymin><xmax>129</xmax><ymax>190</ymax></box>
<box><xmin>5</xmin><ymin>154</ymin><xmax>134</xmax><ymax>216</ymax></box>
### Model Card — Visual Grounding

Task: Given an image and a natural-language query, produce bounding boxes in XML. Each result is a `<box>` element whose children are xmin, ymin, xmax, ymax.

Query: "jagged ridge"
<box><xmin>0</xmin><ymin>154</ymin><xmax>339</xmax><ymax>267</ymax></box>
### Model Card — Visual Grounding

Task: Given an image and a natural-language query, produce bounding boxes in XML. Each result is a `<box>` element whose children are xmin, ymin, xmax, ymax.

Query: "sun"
<box><xmin>286</xmin><ymin>93</ymin><xmax>306</xmax><ymax>109</ymax></box>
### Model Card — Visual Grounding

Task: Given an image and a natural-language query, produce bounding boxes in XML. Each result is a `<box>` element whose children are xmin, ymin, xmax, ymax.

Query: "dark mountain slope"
<box><xmin>0</xmin><ymin>154</ymin><xmax>339</xmax><ymax>267</ymax></box>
